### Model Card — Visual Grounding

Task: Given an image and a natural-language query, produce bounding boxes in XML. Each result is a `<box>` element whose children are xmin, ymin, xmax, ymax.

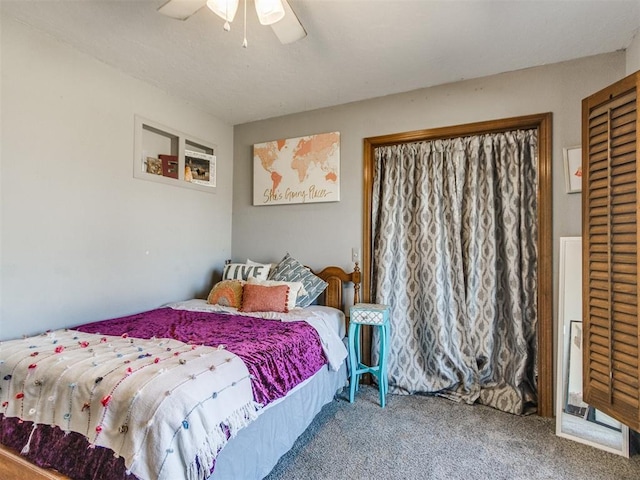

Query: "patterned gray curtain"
<box><xmin>371</xmin><ymin>130</ymin><xmax>538</xmax><ymax>415</ymax></box>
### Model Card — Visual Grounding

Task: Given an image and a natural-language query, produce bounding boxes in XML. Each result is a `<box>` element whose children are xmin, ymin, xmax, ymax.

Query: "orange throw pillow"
<box><xmin>240</xmin><ymin>284</ymin><xmax>290</xmax><ymax>313</ymax></box>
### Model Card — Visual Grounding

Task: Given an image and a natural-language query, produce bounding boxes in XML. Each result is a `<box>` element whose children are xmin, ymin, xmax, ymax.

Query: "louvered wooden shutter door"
<box><xmin>583</xmin><ymin>72</ymin><xmax>640</xmax><ymax>431</ymax></box>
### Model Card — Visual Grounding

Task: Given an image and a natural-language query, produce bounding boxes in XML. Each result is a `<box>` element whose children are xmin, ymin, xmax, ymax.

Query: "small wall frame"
<box><xmin>563</xmin><ymin>146</ymin><xmax>582</xmax><ymax>194</ymax></box>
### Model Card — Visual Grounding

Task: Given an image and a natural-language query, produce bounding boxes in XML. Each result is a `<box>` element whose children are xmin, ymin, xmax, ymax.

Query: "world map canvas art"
<box><xmin>253</xmin><ymin>132</ymin><xmax>340</xmax><ymax>206</ymax></box>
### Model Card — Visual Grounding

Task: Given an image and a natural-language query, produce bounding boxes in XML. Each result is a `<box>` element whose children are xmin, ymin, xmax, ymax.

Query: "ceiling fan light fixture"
<box><xmin>255</xmin><ymin>0</ymin><xmax>285</xmax><ymax>25</ymax></box>
<box><xmin>206</xmin><ymin>0</ymin><xmax>239</xmax><ymax>22</ymax></box>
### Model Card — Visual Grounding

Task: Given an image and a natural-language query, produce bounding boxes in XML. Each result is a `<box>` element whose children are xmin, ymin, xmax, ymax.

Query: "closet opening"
<box><xmin>362</xmin><ymin>113</ymin><xmax>553</xmax><ymax>417</ymax></box>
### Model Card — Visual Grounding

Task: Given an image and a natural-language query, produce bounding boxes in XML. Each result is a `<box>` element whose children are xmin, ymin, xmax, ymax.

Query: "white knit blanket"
<box><xmin>0</xmin><ymin>329</ymin><xmax>260</xmax><ymax>480</ymax></box>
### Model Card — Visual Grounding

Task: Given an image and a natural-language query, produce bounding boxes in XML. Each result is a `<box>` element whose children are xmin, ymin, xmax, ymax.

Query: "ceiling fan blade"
<box><xmin>271</xmin><ymin>0</ymin><xmax>307</xmax><ymax>44</ymax></box>
<box><xmin>157</xmin><ymin>0</ymin><xmax>207</xmax><ymax>20</ymax></box>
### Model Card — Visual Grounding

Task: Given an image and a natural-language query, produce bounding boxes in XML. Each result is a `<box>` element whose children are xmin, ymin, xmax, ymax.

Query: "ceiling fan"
<box><xmin>157</xmin><ymin>0</ymin><xmax>307</xmax><ymax>45</ymax></box>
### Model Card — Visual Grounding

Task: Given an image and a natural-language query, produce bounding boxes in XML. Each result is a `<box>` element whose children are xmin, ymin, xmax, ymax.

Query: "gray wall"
<box><xmin>232</xmin><ymin>52</ymin><xmax>626</xmax><ymax>309</ymax></box>
<box><xmin>627</xmin><ymin>28</ymin><xmax>640</xmax><ymax>75</ymax></box>
<box><xmin>0</xmin><ymin>17</ymin><xmax>234</xmax><ymax>339</ymax></box>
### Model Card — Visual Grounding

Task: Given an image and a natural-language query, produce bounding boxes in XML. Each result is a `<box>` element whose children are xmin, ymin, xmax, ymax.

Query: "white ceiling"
<box><xmin>2</xmin><ymin>0</ymin><xmax>640</xmax><ymax>125</ymax></box>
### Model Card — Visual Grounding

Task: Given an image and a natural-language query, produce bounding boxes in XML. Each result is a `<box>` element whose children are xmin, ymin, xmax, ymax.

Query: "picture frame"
<box><xmin>252</xmin><ymin>132</ymin><xmax>340</xmax><ymax>206</ymax></box>
<box><xmin>563</xmin><ymin>146</ymin><xmax>582</xmax><ymax>193</ymax></box>
<box><xmin>565</xmin><ymin>320</ymin><xmax>588</xmax><ymax>417</ymax></box>
<box><xmin>185</xmin><ymin>149</ymin><xmax>216</xmax><ymax>188</ymax></box>
<box><xmin>585</xmin><ymin>406</ymin><xmax>622</xmax><ymax>432</ymax></box>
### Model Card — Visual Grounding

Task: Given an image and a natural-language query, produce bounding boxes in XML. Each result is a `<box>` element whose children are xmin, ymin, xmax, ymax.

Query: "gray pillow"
<box><xmin>268</xmin><ymin>253</ymin><xmax>328</xmax><ymax>308</ymax></box>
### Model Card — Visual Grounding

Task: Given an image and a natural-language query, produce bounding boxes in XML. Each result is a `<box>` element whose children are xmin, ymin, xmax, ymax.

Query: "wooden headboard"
<box><xmin>224</xmin><ymin>259</ymin><xmax>361</xmax><ymax>312</ymax></box>
<box><xmin>313</xmin><ymin>263</ymin><xmax>361</xmax><ymax>311</ymax></box>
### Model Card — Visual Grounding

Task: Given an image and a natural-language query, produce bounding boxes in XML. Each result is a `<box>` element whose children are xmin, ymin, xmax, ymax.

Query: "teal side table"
<box><xmin>348</xmin><ymin>302</ymin><xmax>390</xmax><ymax>407</ymax></box>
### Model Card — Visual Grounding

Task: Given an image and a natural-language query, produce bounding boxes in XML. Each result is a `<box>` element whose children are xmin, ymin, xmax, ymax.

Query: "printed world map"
<box><xmin>253</xmin><ymin>132</ymin><xmax>340</xmax><ymax>205</ymax></box>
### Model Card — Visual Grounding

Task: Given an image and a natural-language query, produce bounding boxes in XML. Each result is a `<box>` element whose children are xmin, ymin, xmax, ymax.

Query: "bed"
<box><xmin>0</xmin><ymin>257</ymin><xmax>361</xmax><ymax>480</ymax></box>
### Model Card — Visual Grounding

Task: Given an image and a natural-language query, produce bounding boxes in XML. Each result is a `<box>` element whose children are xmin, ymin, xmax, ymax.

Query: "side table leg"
<box><xmin>348</xmin><ymin>322</ymin><xmax>358</xmax><ymax>403</ymax></box>
<box><xmin>354</xmin><ymin>323</ymin><xmax>361</xmax><ymax>393</ymax></box>
<box><xmin>384</xmin><ymin>321</ymin><xmax>390</xmax><ymax>396</ymax></box>
<box><xmin>379</xmin><ymin>323</ymin><xmax>386</xmax><ymax>408</ymax></box>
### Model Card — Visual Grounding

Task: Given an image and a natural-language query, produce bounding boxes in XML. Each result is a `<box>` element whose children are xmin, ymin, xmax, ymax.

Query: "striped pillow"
<box><xmin>268</xmin><ymin>253</ymin><xmax>328</xmax><ymax>308</ymax></box>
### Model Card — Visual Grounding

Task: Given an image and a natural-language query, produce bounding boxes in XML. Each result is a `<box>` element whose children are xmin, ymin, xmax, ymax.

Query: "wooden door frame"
<box><xmin>362</xmin><ymin>113</ymin><xmax>554</xmax><ymax>417</ymax></box>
